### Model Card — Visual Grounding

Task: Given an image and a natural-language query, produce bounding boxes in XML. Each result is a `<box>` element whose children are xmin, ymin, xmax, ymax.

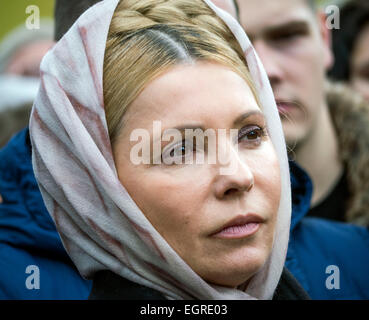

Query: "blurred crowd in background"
<box><xmin>0</xmin><ymin>0</ymin><xmax>54</xmax><ymax>147</ymax></box>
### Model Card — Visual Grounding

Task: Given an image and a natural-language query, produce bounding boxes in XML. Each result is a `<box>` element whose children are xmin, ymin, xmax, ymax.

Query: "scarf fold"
<box><xmin>30</xmin><ymin>0</ymin><xmax>291</xmax><ymax>300</ymax></box>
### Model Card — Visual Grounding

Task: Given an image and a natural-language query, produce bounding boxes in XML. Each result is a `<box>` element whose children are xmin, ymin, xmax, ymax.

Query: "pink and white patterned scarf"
<box><xmin>29</xmin><ymin>0</ymin><xmax>291</xmax><ymax>299</ymax></box>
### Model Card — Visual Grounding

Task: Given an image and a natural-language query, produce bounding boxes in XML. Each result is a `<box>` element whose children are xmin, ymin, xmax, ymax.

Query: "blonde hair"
<box><xmin>104</xmin><ymin>0</ymin><xmax>257</xmax><ymax>144</ymax></box>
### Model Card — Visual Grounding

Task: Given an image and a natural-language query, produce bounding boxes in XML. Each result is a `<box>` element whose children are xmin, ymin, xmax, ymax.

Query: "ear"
<box><xmin>316</xmin><ymin>10</ymin><xmax>334</xmax><ymax>70</ymax></box>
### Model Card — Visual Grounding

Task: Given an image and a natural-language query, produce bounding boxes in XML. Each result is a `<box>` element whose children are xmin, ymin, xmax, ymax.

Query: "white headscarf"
<box><xmin>29</xmin><ymin>0</ymin><xmax>291</xmax><ymax>300</ymax></box>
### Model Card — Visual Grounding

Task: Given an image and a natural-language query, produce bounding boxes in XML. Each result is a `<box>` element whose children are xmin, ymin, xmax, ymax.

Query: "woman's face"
<box><xmin>113</xmin><ymin>61</ymin><xmax>281</xmax><ymax>288</ymax></box>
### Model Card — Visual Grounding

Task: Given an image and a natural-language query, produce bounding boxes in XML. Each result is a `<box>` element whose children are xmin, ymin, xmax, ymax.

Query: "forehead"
<box><xmin>238</xmin><ymin>0</ymin><xmax>314</xmax><ymax>36</ymax></box>
<box><xmin>122</xmin><ymin>62</ymin><xmax>261</xmax><ymax>132</ymax></box>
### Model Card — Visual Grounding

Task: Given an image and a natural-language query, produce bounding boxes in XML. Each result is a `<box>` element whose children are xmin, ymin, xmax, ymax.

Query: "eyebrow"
<box><xmin>163</xmin><ymin>111</ymin><xmax>264</xmax><ymax>133</ymax></box>
<box><xmin>233</xmin><ymin>110</ymin><xmax>265</xmax><ymax>126</ymax></box>
<box><xmin>154</xmin><ymin>110</ymin><xmax>265</xmax><ymax>144</ymax></box>
<box><xmin>153</xmin><ymin>125</ymin><xmax>205</xmax><ymax>145</ymax></box>
<box><xmin>258</xmin><ymin>20</ymin><xmax>310</xmax><ymax>39</ymax></box>
<box><xmin>165</xmin><ymin>125</ymin><xmax>206</xmax><ymax>133</ymax></box>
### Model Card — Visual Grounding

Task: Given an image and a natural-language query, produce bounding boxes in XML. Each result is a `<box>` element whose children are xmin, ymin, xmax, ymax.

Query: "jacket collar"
<box><xmin>289</xmin><ymin>160</ymin><xmax>313</xmax><ymax>232</ymax></box>
<box><xmin>0</xmin><ymin>128</ymin><xmax>69</xmax><ymax>257</ymax></box>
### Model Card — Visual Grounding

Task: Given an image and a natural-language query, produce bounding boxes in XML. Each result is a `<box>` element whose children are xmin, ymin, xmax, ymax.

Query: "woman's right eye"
<box><xmin>170</xmin><ymin>141</ymin><xmax>186</xmax><ymax>157</ymax></box>
<box><xmin>161</xmin><ymin>139</ymin><xmax>195</xmax><ymax>164</ymax></box>
<box><xmin>238</xmin><ymin>125</ymin><xmax>267</xmax><ymax>147</ymax></box>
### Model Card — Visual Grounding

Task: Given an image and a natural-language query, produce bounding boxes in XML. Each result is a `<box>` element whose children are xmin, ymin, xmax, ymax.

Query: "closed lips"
<box><xmin>211</xmin><ymin>214</ymin><xmax>264</xmax><ymax>239</ymax></box>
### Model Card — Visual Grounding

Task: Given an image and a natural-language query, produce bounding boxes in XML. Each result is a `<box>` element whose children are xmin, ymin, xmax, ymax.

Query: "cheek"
<box><xmin>247</xmin><ymin>143</ymin><xmax>281</xmax><ymax>213</ymax></box>
<box><xmin>248</xmin><ymin>145</ymin><xmax>281</xmax><ymax>258</ymax></box>
<box><xmin>120</xmin><ymin>165</ymin><xmax>211</xmax><ymax>238</ymax></box>
<box><xmin>283</xmin><ymin>39</ymin><xmax>326</xmax><ymax>86</ymax></box>
<box><xmin>284</xmin><ymin>48</ymin><xmax>326</xmax><ymax>123</ymax></box>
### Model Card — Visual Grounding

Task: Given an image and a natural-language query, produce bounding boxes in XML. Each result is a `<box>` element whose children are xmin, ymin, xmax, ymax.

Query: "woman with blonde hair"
<box><xmin>29</xmin><ymin>0</ymin><xmax>309</xmax><ymax>299</ymax></box>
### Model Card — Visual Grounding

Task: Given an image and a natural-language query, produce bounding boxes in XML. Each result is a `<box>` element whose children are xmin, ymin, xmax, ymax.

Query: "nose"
<box><xmin>253</xmin><ymin>40</ymin><xmax>283</xmax><ymax>87</ymax></box>
<box><xmin>214</xmin><ymin>144</ymin><xmax>254</xmax><ymax>199</ymax></box>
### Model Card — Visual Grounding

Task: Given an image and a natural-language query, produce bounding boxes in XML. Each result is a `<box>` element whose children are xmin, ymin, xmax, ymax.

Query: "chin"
<box><xmin>202</xmin><ymin>246</ymin><xmax>271</xmax><ymax>288</ymax></box>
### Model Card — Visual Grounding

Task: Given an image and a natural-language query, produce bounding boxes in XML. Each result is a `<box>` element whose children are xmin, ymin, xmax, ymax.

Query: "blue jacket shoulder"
<box><xmin>0</xmin><ymin>128</ymin><xmax>92</xmax><ymax>299</ymax></box>
<box><xmin>288</xmin><ymin>161</ymin><xmax>369</xmax><ymax>299</ymax></box>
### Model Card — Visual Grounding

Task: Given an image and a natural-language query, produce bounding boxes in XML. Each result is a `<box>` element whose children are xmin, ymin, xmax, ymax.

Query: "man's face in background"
<box><xmin>237</xmin><ymin>0</ymin><xmax>333</xmax><ymax>148</ymax></box>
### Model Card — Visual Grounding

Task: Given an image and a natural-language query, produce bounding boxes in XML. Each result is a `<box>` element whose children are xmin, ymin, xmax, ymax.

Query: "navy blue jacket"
<box><xmin>0</xmin><ymin>128</ymin><xmax>92</xmax><ymax>299</ymax></box>
<box><xmin>287</xmin><ymin>161</ymin><xmax>369</xmax><ymax>299</ymax></box>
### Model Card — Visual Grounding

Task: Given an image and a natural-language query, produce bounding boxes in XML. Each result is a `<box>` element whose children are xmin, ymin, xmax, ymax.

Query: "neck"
<box><xmin>292</xmin><ymin>102</ymin><xmax>343</xmax><ymax>207</ymax></box>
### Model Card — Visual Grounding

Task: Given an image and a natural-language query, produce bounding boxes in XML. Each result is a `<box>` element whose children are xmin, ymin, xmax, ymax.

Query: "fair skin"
<box><xmin>5</xmin><ymin>40</ymin><xmax>54</xmax><ymax>77</ymax></box>
<box><xmin>351</xmin><ymin>23</ymin><xmax>369</xmax><ymax>102</ymax></box>
<box><xmin>235</xmin><ymin>0</ymin><xmax>342</xmax><ymax>206</ymax></box>
<box><xmin>113</xmin><ymin>61</ymin><xmax>281</xmax><ymax>288</ymax></box>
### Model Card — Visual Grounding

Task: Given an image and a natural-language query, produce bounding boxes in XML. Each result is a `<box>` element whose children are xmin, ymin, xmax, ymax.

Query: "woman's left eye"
<box><xmin>238</xmin><ymin>126</ymin><xmax>266</xmax><ymax>145</ymax></box>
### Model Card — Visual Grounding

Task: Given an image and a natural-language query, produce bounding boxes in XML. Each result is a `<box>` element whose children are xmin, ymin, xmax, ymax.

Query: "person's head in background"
<box><xmin>0</xmin><ymin>0</ymin><xmax>97</xmax><ymax>148</ymax></box>
<box><xmin>235</xmin><ymin>0</ymin><xmax>333</xmax><ymax>150</ymax></box>
<box><xmin>0</xmin><ymin>20</ymin><xmax>54</xmax><ymax>77</ymax></box>
<box><xmin>233</xmin><ymin>0</ymin><xmax>343</xmax><ymax>207</ymax></box>
<box><xmin>0</xmin><ymin>20</ymin><xmax>54</xmax><ymax>147</ymax></box>
<box><xmin>329</xmin><ymin>0</ymin><xmax>369</xmax><ymax>101</ymax></box>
